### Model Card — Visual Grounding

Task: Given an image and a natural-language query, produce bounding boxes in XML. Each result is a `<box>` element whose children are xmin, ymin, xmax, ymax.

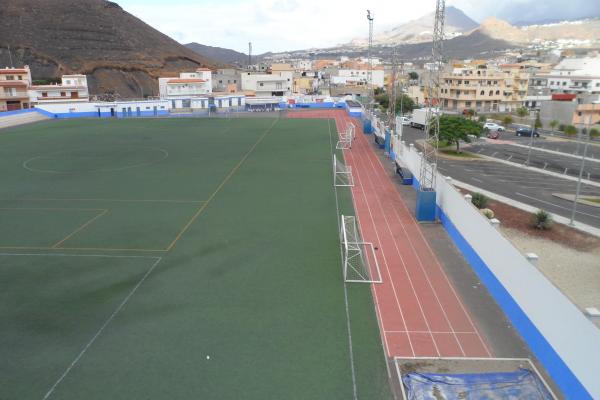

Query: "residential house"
<box><xmin>0</xmin><ymin>66</ymin><xmax>32</xmax><ymax>111</ymax></box>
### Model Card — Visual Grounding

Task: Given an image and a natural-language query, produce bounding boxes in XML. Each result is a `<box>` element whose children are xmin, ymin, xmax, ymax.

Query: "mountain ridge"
<box><xmin>0</xmin><ymin>0</ymin><xmax>220</xmax><ymax>98</ymax></box>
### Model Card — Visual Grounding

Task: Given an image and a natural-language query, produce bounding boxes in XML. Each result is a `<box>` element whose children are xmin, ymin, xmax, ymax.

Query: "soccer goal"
<box><xmin>333</xmin><ymin>154</ymin><xmax>354</xmax><ymax>187</ymax></box>
<box><xmin>336</xmin><ymin>123</ymin><xmax>355</xmax><ymax>149</ymax></box>
<box><xmin>340</xmin><ymin>215</ymin><xmax>382</xmax><ymax>283</ymax></box>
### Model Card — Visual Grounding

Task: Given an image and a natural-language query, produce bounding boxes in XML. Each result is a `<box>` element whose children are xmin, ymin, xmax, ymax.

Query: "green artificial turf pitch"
<box><xmin>0</xmin><ymin>117</ymin><xmax>391</xmax><ymax>399</ymax></box>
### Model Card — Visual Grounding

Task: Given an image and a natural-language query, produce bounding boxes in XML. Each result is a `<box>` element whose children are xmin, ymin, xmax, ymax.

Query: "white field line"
<box><xmin>41</xmin><ymin>256</ymin><xmax>162</xmax><ymax>400</ymax></box>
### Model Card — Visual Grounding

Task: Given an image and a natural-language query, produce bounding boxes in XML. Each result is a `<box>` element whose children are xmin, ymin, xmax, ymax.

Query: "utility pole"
<box><xmin>570</xmin><ymin>114</ymin><xmax>592</xmax><ymax>226</ymax></box>
<box><xmin>389</xmin><ymin>47</ymin><xmax>397</xmax><ymax>136</ymax></box>
<box><xmin>419</xmin><ymin>0</ymin><xmax>445</xmax><ymax>192</ymax></box>
<box><xmin>366</xmin><ymin>10</ymin><xmax>374</xmax><ymax>112</ymax></box>
<box><xmin>525</xmin><ymin>90</ymin><xmax>541</xmax><ymax>165</ymax></box>
<box><xmin>7</xmin><ymin>45</ymin><xmax>14</xmax><ymax>68</ymax></box>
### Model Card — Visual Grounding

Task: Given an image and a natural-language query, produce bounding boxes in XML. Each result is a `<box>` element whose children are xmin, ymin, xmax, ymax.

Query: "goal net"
<box><xmin>333</xmin><ymin>154</ymin><xmax>354</xmax><ymax>187</ymax></box>
<box><xmin>336</xmin><ymin>123</ymin><xmax>355</xmax><ymax>149</ymax></box>
<box><xmin>340</xmin><ymin>215</ymin><xmax>382</xmax><ymax>283</ymax></box>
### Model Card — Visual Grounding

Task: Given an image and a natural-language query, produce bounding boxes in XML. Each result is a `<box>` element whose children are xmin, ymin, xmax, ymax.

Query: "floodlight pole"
<box><xmin>366</xmin><ymin>10</ymin><xmax>374</xmax><ymax>113</ymax></box>
<box><xmin>569</xmin><ymin>114</ymin><xmax>592</xmax><ymax>226</ymax></box>
<box><xmin>525</xmin><ymin>90</ymin><xmax>540</xmax><ymax>166</ymax></box>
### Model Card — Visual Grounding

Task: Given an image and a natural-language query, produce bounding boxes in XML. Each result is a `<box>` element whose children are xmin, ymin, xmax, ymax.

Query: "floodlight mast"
<box><xmin>389</xmin><ymin>47</ymin><xmax>398</xmax><ymax>135</ymax></box>
<box><xmin>419</xmin><ymin>0</ymin><xmax>445</xmax><ymax>191</ymax></box>
<box><xmin>366</xmin><ymin>10</ymin><xmax>374</xmax><ymax>112</ymax></box>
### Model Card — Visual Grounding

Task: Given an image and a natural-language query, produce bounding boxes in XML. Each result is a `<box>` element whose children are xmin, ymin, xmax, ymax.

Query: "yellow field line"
<box><xmin>52</xmin><ymin>209</ymin><xmax>109</xmax><ymax>249</ymax></box>
<box><xmin>165</xmin><ymin>118</ymin><xmax>279</xmax><ymax>252</ymax></box>
<box><xmin>0</xmin><ymin>207</ymin><xmax>106</xmax><ymax>211</ymax></box>
<box><xmin>0</xmin><ymin>245</ymin><xmax>166</xmax><ymax>252</ymax></box>
<box><xmin>5</xmin><ymin>198</ymin><xmax>206</xmax><ymax>204</ymax></box>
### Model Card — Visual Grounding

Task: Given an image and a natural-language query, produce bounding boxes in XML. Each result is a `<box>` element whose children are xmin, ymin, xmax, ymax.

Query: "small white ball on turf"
<box><xmin>206</xmin><ymin>355</ymin><xmax>210</xmax><ymax>360</ymax></box>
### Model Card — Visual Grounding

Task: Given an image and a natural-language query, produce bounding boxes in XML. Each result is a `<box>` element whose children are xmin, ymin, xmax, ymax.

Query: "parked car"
<box><xmin>399</xmin><ymin>116</ymin><xmax>410</xmax><ymax>125</ymax></box>
<box><xmin>487</xmin><ymin>130</ymin><xmax>501</xmax><ymax>139</ymax></box>
<box><xmin>516</xmin><ymin>127</ymin><xmax>540</xmax><ymax>137</ymax></box>
<box><xmin>483</xmin><ymin>122</ymin><xmax>505</xmax><ymax>131</ymax></box>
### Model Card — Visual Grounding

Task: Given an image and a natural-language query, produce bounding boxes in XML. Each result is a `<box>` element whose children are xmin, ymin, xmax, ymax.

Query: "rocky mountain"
<box><xmin>350</xmin><ymin>6</ymin><xmax>479</xmax><ymax>46</ymax></box>
<box><xmin>0</xmin><ymin>0</ymin><xmax>220</xmax><ymax>98</ymax></box>
<box><xmin>474</xmin><ymin>17</ymin><xmax>600</xmax><ymax>46</ymax></box>
<box><xmin>185</xmin><ymin>43</ymin><xmax>248</xmax><ymax>66</ymax></box>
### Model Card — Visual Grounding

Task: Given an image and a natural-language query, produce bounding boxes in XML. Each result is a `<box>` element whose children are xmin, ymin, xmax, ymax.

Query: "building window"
<box><xmin>480</xmin><ymin>90</ymin><xmax>484</xmax><ymax>95</ymax></box>
<box><xmin>496</xmin><ymin>90</ymin><xmax>500</xmax><ymax>95</ymax></box>
<box><xmin>465</xmin><ymin>101</ymin><xmax>471</xmax><ymax>107</ymax></box>
<box><xmin>6</xmin><ymin>75</ymin><xmax>14</xmax><ymax>80</ymax></box>
<box><xmin>42</xmin><ymin>92</ymin><xmax>48</xmax><ymax>97</ymax></box>
<box><xmin>259</xmin><ymin>83</ymin><xmax>264</xmax><ymax>86</ymax></box>
<box><xmin>61</xmin><ymin>92</ymin><xmax>66</xmax><ymax>97</ymax></box>
<box><xmin>562</xmin><ymin>82</ymin><xmax>566</xmax><ymax>86</ymax></box>
<box><xmin>218</xmin><ymin>80</ymin><xmax>222</xmax><ymax>84</ymax></box>
<box><xmin>489</xmin><ymin>90</ymin><xmax>493</xmax><ymax>96</ymax></box>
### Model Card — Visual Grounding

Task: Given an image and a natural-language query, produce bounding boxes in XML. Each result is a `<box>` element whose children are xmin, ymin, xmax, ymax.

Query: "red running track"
<box><xmin>288</xmin><ymin>110</ymin><xmax>492</xmax><ymax>358</ymax></box>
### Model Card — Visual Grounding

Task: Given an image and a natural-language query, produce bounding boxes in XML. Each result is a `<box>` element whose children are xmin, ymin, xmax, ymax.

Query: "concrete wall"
<box><xmin>540</xmin><ymin>100</ymin><xmax>578</xmax><ymax>126</ymax></box>
<box><xmin>394</xmin><ymin>141</ymin><xmax>600</xmax><ymax>399</ymax></box>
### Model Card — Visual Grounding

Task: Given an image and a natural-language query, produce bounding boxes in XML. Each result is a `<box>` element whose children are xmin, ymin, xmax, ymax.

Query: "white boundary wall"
<box><xmin>394</xmin><ymin>142</ymin><xmax>600</xmax><ymax>399</ymax></box>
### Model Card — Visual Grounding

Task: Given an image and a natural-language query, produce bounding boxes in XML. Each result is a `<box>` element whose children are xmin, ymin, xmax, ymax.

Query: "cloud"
<box><xmin>119</xmin><ymin>0</ymin><xmax>600</xmax><ymax>53</ymax></box>
<box><xmin>120</xmin><ymin>0</ymin><xmax>438</xmax><ymax>53</ymax></box>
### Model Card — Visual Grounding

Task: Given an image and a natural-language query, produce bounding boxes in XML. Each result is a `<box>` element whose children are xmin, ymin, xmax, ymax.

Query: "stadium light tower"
<box><xmin>416</xmin><ymin>0</ymin><xmax>445</xmax><ymax>221</ymax></box>
<box><xmin>366</xmin><ymin>10</ymin><xmax>374</xmax><ymax>111</ymax></box>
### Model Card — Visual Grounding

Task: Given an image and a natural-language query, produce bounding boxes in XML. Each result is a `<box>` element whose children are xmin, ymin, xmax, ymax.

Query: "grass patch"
<box><xmin>582</xmin><ymin>197</ymin><xmax>600</xmax><ymax>204</ymax></box>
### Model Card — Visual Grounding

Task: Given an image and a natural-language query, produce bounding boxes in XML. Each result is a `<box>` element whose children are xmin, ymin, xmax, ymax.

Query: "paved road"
<box><xmin>398</xmin><ymin>125</ymin><xmax>600</xmax><ymax>229</ymax></box>
<box><xmin>467</xmin><ymin>140</ymin><xmax>600</xmax><ymax>182</ymax></box>
<box><xmin>503</xmin><ymin>135</ymin><xmax>600</xmax><ymax>159</ymax></box>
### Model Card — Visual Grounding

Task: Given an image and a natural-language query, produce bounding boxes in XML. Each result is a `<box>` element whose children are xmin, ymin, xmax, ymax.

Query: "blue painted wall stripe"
<box><xmin>438</xmin><ymin>208</ymin><xmax>591</xmax><ymax>399</ymax></box>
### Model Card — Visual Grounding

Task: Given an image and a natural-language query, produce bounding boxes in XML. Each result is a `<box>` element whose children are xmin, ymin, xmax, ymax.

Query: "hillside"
<box><xmin>474</xmin><ymin>17</ymin><xmax>600</xmax><ymax>46</ymax></box>
<box><xmin>185</xmin><ymin>43</ymin><xmax>248</xmax><ymax>66</ymax></box>
<box><xmin>0</xmin><ymin>0</ymin><xmax>220</xmax><ymax>98</ymax></box>
<box><xmin>350</xmin><ymin>6</ymin><xmax>479</xmax><ymax>46</ymax></box>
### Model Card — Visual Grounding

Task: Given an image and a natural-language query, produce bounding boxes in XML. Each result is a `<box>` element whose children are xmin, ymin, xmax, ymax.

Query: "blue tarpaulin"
<box><xmin>403</xmin><ymin>369</ymin><xmax>553</xmax><ymax>400</ymax></box>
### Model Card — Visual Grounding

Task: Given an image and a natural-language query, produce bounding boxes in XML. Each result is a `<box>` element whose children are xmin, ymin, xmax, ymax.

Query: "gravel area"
<box><xmin>501</xmin><ymin>227</ymin><xmax>600</xmax><ymax>329</ymax></box>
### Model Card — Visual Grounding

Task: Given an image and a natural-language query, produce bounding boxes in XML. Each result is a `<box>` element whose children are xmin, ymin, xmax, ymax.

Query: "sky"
<box><xmin>118</xmin><ymin>0</ymin><xmax>600</xmax><ymax>54</ymax></box>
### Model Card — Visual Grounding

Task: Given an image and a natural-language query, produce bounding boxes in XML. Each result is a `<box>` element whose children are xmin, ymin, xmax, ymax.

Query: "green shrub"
<box><xmin>481</xmin><ymin>208</ymin><xmax>495</xmax><ymax>219</ymax></box>
<box><xmin>471</xmin><ymin>192</ymin><xmax>489</xmax><ymax>209</ymax></box>
<box><xmin>478</xmin><ymin>115</ymin><xmax>486</xmax><ymax>123</ymax></box>
<box><xmin>532</xmin><ymin>209</ymin><xmax>553</xmax><ymax>230</ymax></box>
<box><xmin>558</xmin><ymin>124</ymin><xmax>566</xmax><ymax>132</ymax></box>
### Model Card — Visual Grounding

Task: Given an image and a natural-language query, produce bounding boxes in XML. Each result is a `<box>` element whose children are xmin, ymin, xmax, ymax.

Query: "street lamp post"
<box><xmin>569</xmin><ymin>114</ymin><xmax>592</xmax><ymax>226</ymax></box>
<box><xmin>525</xmin><ymin>90</ymin><xmax>541</xmax><ymax>166</ymax></box>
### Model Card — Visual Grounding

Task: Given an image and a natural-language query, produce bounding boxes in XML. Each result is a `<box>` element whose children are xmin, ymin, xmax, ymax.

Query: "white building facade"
<box><xmin>331</xmin><ymin>68</ymin><xmax>385</xmax><ymax>88</ymax></box>
<box><xmin>31</xmin><ymin>75</ymin><xmax>89</xmax><ymax>104</ymax></box>
<box><xmin>241</xmin><ymin>71</ymin><xmax>292</xmax><ymax>96</ymax></box>
<box><xmin>537</xmin><ymin>57</ymin><xmax>600</xmax><ymax>95</ymax></box>
<box><xmin>159</xmin><ymin>68</ymin><xmax>213</xmax><ymax>99</ymax></box>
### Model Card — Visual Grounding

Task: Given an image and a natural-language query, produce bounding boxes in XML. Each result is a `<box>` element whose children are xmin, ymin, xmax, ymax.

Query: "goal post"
<box><xmin>340</xmin><ymin>215</ymin><xmax>382</xmax><ymax>283</ymax></box>
<box><xmin>333</xmin><ymin>154</ymin><xmax>354</xmax><ymax>187</ymax></box>
<box><xmin>336</xmin><ymin>123</ymin><xmax>355</xmax><ymax>149</ymax></box>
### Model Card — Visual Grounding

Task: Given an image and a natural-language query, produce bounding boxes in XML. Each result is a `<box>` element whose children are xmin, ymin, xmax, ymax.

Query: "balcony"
<box><xmin>0</xmin><ymin>91</ymin><xmax>29</xmax><ymax>100</ymax></box>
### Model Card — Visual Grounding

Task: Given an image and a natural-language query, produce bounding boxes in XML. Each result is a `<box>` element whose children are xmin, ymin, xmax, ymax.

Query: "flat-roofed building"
<box><xmin>159</xmin><ymin>68</ymin><xmax>213</xmax><ymax>99</ymax></box>
<box><xmin>31</xmin><ymin>75</ymin><xmax>89</xmax><ymax>104</ymax></box>
<box><xmin>0</xmin><ymin>66</ymin><xmax>32</xmax><ymax>112</ymax></box>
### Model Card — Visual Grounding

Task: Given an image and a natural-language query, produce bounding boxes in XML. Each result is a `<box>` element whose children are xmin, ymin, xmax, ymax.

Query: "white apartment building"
<box><xmin>331</xmin><ymin>67</ymin><xmax>385</xmax><ymax>88</ymax></box>
<box><xmin>292</xmin><ymin>60</ymin><xmax>313</xmax><ymax>71</ymax></box>
<box><xmin>158</xmin><ymin>68</ymin><xmax>213</xmax><ymax>99</ymax></box>
<box><xmin>241</xmin><ymin>64</ymin><xmax>293</xmax><ymax>96</ymax></box>
<box><xmin>31</xmin><ymin>75</ymin><xmax>89</xmax><ymax>104</ymax></box>
<box><xmin>537</xmin><ymin>57</ymin><xmax>600</xmax><ymax>95</ymax></box>
<box><xmin>0</xmin><ymin>66</ymin><xmax>33</xmax><ymax>111</ymax></box>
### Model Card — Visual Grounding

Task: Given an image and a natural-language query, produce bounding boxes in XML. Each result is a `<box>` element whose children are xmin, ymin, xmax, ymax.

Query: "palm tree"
<box><xmin>516</xmin><ymin>107</ymin><xmax>529</xmax><ymax>120</ymax></box>
<box><xmin>549</xmin><ymin>119</ymin><xmax>559</xmax><ymax>134</ymax></box>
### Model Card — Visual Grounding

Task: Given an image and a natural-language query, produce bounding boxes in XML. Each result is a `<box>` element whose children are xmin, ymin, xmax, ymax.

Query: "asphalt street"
<box><xmin>398</xmin><ymin>125</ymin><xmax>600</xmax><ymax>229</ymax></box>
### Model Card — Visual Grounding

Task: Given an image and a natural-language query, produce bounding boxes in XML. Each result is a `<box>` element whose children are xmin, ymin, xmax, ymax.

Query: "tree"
<box><xmin>503</xmin><ymin>115</ymin><xmax>513</xmax><ymax>126</ymax></box>
<box><xmin>436</xmin><ymin>115</ymin><xmax>483</xmax><ymax>153</ymax></box>
<box><xmin>516</xmin><ymin>107</ymin><xmax>529</xmax><ymax>119</ymax></box>
<box><xmin>408</xmin><ymin>71</ymin><xmax>418</xmax><ymax>81</ymax></box>
<box><xmin>465</xmin><ymin>109</ymin><xmax>476</xmax><ymax>120</ymax></box>
<box><xmin>534</xmin><ymin>114</ymin><xmax>543</xmax><ymax>129</ymax></box>
<box><xmin>564</xmin><ymin>125</ymin><xmax>578</xmax><ymax>137</ymax></box>
<box><xmin>590</xmin><ymin>128</ymin><xmax>600</xmax><ymax>138</ymax></box>
<box><xmin>396</xmin><ymin>94</ymin><xmax>416</xmax><ymax>113</ymax></box>
<box><xmin>374</xmin><ymin>87</ymin><xmax>385</xmax><ymax>96</ymax></box>
<box><xmin>478</xmin><ymin>115</ymin><xmax>486</xmax><ymax>123</ymax></box>
<box><xmin>549</xmin><ymin>119</ymin><xmax>559</xmax><ymax>133</ymax></box>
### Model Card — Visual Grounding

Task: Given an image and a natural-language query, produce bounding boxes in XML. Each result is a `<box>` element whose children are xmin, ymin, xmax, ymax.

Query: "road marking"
<box><xmin>471</xmin><ymin>177</ymin><xmax>484</xmax><ymax>183</ymax></box>
<box><xmin>515</xmin><ymin>193</ymin><xmax>600</xmax><ymax>220</ymax></box>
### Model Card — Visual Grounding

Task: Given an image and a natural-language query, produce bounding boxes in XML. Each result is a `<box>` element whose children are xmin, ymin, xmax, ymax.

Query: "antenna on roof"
<box><xmin>7</xmin><ymin>45</ymin><xmax>14</xmax><ymax>68</ymax></box>
<box><xmin>248</xmin><ymin>42</ymin><xmax>252</xmax><ymax>68</ymax></box>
